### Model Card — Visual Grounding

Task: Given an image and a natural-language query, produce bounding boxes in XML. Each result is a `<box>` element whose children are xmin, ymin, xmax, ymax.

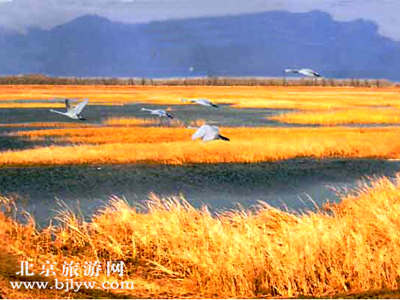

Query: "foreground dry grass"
<box><xmin>5</xmin><ymin>126</ymin><xmax>400</xmax><ymax>165</ymax></box>
<box><xmin>270</xmin><ymin>107</ymin><xmax>400</xmax><ymax>125</ymax></box>
<box><xmin>2</xmin><ymin>85</ymin><xmax>400</xmax><ymax>110</ymax></box>
<box><xmin>1</xmin><ymin>176</ymin><xmax>400</xmax><ymax>298</ymax></box>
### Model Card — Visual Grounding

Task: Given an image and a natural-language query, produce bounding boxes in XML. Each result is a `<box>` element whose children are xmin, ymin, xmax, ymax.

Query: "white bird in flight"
<box><xmin>182</xmin><ymin>98</ymin><xmax>218</xmax><ymax>108</ymax></box>
<box><xmin>190</xmin><ymin>124</ymin><xmax>230</xmax><ymax>142</ymax></box>
<box><xmin>285</xmin><ymin>68</ymin><xmax>322</xmax><ymax>78</ymax></box>
<box><xmin>141</xmin><ymin>108</ymin><xmax>173</xmax><ymax>119</ymax></box>
<box><xmin>50</xmin><ymin>98</ymin><xmax>89</xmax><ymax>120</ymax></box>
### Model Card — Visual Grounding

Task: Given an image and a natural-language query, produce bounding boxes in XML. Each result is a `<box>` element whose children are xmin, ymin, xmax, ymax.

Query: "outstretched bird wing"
<box><xmin>199</xmin><ymin>99</ymin><xmax>212</xmax><ymax>105</ymax></box>
<box><xmin>285</xmin><ymin>69</ymin><xmax>298</xmax><ymax>73</ymax></box>
<box><xmin>74</xmin><ymin>99</ymin><xmax>89</xmax><ymax>115</ymax></box>
<box><xmin>203</xmin><ymin>133</ymin><xmax>217</xmax><ymax>141</ymax></box>
<box><xmin>202</xmin><ymin>126</ymin><xmax>219</xmax><ymax>141</ymax></box>
<box><xmin>301</xmin><ymin>69</ymin><xmax>321</xmax><ymax>77</ymax></box>
<box><xmin>192</xmin><ymin>125</ymin><xmax>208</xmax><ymax>141</ymax></box>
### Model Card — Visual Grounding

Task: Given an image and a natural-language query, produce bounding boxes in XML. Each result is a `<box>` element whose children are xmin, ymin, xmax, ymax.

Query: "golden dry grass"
<box><xmin>0</xmin><ymin>103</ymin><xmax>69</xmax><ymax>109</ymax></box>
<box><xmin>1</xmin><ymin>176</ymin><xmax>400</xmax><ymax>298</ymax></box>
<box><xmin>9</xmin><ymin>120</ymin><xmax>207</xmax><ymax>144</ymax></box>
<box><xmin>232</xmin><ymin>87</ymin><xmax>400</xmax><ymax>110</ymax></box>
<box><xmin>5</xmin><ymin>127</ymin><xmax>400</xmax><ymax>165</ymax></box>
<box><xmin>0</xmin><ymin>122</ymin><xmax>91</xmax><ymax>128</ymax></box>
<box><xmin>103</xmin><ymin>117</ymin><xmax>204</xmax><ymax>128</ymax></box>
<box><xmin>270</xmin><ymin>107</ymin><xmax>400</xmax><ymax>125</ymax></box>
<box><xmin>103</xmin><ymin>117</ymin><xmax>159</xmax><ymax>126</ymax></box>
<box><xmin>11</xmin><ymin>127</ymin><xmax>191</xmax><ymax>144</ymax></box>
<box><xmin>2</xmin><ymin>85</ymin><xmax>400</xmax><ymax>110</ymax></box>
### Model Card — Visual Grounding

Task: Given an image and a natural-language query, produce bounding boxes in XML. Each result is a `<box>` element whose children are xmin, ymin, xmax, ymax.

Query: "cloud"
<box><xmin>0</xmin><ymin>0</ymin><xmax>399</xmax><ymax>40</ymax></box>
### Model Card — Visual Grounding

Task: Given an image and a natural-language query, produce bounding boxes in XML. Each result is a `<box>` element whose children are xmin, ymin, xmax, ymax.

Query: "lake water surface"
<box><xmin>1</xmin><ymin>102</ymin><xmax>399</xmax><ymax>226</ymax></box>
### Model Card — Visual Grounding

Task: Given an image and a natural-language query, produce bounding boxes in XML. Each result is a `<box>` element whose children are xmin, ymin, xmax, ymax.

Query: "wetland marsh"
<box><xmin>2</xmin><ymin>86</ymin><xmax>400</xmax><ymax>225</ymax></box>
<box><xmin>2</xmin><ymin>86</ymin><xmax>400</xmax><ymax>298</ymax></box>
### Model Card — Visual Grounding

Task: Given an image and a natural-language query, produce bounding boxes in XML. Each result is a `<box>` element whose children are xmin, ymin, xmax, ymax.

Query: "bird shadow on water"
<box><xmin>1</xmin><ymin>158</ymin><xmax>400</xmax><ymax>227</ymax></box>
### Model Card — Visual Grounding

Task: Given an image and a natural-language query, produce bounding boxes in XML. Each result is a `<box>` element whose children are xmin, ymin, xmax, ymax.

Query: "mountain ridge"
<box><xmin>1</xmin><ymin>10</ymin><xmax>400</xmax><ymax>80</ymax></box>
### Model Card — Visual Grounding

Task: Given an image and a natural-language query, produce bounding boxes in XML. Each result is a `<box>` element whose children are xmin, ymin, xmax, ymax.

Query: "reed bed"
<box><xmin>0</xmin><ymin>74</ymin><xmax>394</xmax><ymax>87</ymax></box>
<box><xmin>103</xmin><ymin>117</ymin><xmax>204</xmax><ymax>128</ymax></box>
<box><xmin>2</xmin><ymin>85</ymin><xmax>400</xmax><ymax>110</ymax></box>
<box><xmin>4</xmin><ymin>127</ymin><xmax>400</xmax><ymax>165</ymax></box>
<box><xmin>0</xmin><ymin>122</ymin><xmax>91</xmax><ymax>128</ymax></box>
<box><xmin>0</xmin><ymin>103</ymin><xmax>67</xmax><ymax>109</ymax></box>
<box><xmin>103</xmin><ymin>117</ymin><xmax>160</xmax><ymax>126</ymax></box>
<box><xmin>10</xmin><ymin>120</ymin><xmax>209</xmax><ymax>144</ymax></box>
<box><xmin>11</xmin><ymin>127</ymin><xmax>191</xmax><ymax>144</ymax></box>
<box><xmin>270</xmin><ymin>107</ymin><xmax>400</xmax><ymax>125</ymax></box>
<box><xmin>1</xmin><ymin>176</ymin><xmax>400</xmax><ymax>298</ymax></box>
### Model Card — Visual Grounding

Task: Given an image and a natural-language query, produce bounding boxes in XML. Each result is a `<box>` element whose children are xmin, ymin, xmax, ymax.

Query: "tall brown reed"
<box><xmin>1</xmin><ymin>176</ymin><xmax>400</xmax><ymax>298</ymax></box>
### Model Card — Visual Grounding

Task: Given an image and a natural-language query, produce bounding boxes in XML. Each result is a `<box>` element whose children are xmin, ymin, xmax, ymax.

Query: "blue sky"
<box><xmin>0</xmin><ymin>0</ymin><xmax>399</xmax><ymax>40</ymax></box>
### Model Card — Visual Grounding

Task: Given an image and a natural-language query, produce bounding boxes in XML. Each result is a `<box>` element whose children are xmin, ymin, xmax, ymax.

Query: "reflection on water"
<box><xmin>1</xmin><ymin>159</ymin><xmax>399</xmax><ymax>226</ymax></box>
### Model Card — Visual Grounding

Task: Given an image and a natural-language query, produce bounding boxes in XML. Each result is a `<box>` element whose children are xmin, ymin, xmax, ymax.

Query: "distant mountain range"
<box><xmin>1</xmin><ymin>11</ymin><xmax>400</xmax><ymax>80</ymax></box>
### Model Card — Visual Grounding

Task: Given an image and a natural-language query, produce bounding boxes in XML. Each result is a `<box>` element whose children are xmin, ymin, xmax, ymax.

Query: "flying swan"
<box><xmin>50</xmin><ymin>98</ymin><xmax>89</xmax><ymax>120</ymax></box>
<box><xmin>190</xmin><ymin>124</ymin><xmax>230</xmax><ymax>142</ymax></box>
<box><xmin>141</xmin><ymin>108</ymin><xmax>173</xmax><ymax>119</ymax></box>
<box><xmin>285</xmin><ymin>68</ymin><xmax>322</xmax><ymax>78</ymax></box>
<box><xmin>182</xmin><ymin>98</ymin><xmax>218</xmax><ymax>108</ymax></box>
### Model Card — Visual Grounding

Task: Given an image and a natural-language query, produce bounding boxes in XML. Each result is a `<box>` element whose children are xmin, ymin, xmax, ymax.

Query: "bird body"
<box><xmin>50</xmin><ymin>99</ymin><xmax>88</xmax><ymax>120</ymax></box>
<box><xmin>191</xmin><ymin>124</ymin><xmax>230</xmax><ymax>142</ymax></box>
<box><xmin>141</xmin><ymin>108</ymin><xmax>173</xmax><ymax>119</ymax></box>
<box><xmin>182</xmin><ymin>98</ymin><xmax>218</xmax><ymax>108</ymax></box>
<box><xmin>285</xmin><ymin>68</ymin><xmax>322</xmax><ymax>78</ymax></box>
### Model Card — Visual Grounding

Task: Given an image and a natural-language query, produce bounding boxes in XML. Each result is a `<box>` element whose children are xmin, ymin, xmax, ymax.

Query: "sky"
<box><xmin>0</xmin><ymin>0</ymin><xmax>399</xmax><ymax>40</ymax></box>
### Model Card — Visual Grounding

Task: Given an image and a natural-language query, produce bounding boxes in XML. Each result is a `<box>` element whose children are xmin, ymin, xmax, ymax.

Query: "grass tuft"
<box><xmin>4</xmin><ymin>127</ymin><xmax>400</xmax><ymax>165</ymax></box>
<box><xmin>270</xmin><ymin>107</ymin><xmax>400</xmax><ymax>125</ymax></box>
<box><xmin>1</xmin><ymin>177</ymin><xmax>400</xmax><ymax>297</ymax></box>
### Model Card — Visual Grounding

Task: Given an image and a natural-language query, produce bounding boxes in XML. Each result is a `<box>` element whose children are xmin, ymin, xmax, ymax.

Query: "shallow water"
<box><xmin>2</xmin><ymin>103</ymin><xmax>399</xmax><ymax>129</ymax></box>
<box><xmin>0</xmin><ymin>103</ymin><xmax>295</xmax><ymax>128</ymax></box>
<box><xmin>0</xmin><ymin>103</ymin><xmax>294</xmax><ymax>151</ymax></box>
<box><xmin>1</xmin><ymin>159</ymin><xmax>399</xmax><ymax>226</ymax></box>
<box><xmin>1</xmin><ymin>104</ymin><xmax>400</xmax><ymax>226</ymax></box>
